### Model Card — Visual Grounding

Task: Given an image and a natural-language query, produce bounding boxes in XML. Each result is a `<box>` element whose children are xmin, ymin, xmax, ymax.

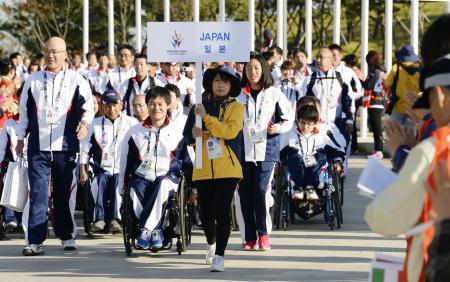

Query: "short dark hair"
<box><xmin>297</xmin><ymin>96</ymin><xmax>321</xmax><ymax>113</ymax></box>
<box><xmin>0</xmin><ymin>59</ymin><xmax>14</xmax><ymax>76</ymax></box>
<box><xmin>366</xmin><ymin>51</ymin><xmax>382</xmax><ymax>70</ymax></box>
<box><xmin>97</xmin><ymin>51</ymin><xmax>108</xmax><ymax>59</ymax></box>
<box><xmin>118</xmin><ymin>44</ymin><xmax>136</xmax><ymax>56</ymax></box>
<box><xmin>329</xmin><ymin>44</ymin><xmax>343</xmax><ymax>54</ymax></box>
<box><xmin>71</xmin><ymin>50</ymin><xmax>82</xmax><ymax>58</ymax></box>
<box><xmin>269</xmin><ymin>46</ymin><xmax>283</xmax><ymax>56</ymax></box>
<box><xmin>9</xmin><ymin>52</ymin><xmax>22</xmax><ymax>61</ymax></box>
<box><xmin>134</xmin><ymin>53</ymin><xmax>147</xmax><ymax>61</ymax></box>
<box><xmin>262</xmin><ymin>50</ymin><xmax>275</xmax><ymax>62</ymax></box>
<box><xmin>297</xmin><ymin>104</ymin><xmax>319</xmax><ymax>123</ymax></box>
<box><xmin>421</xmin><ymin>14</ymin><xmax>450</xmax><ymax>68</ymax></box>
<box><xmin>164</xmin><ymin>83</ymin><xmax>181</xmax><ymax>98</ymax></box>
<box><xmin>86</xmin><ymin>51</ymin><xmax>96</xmax><ymax>60</ymax></box>
<box><xmin>280</xmin><ymin>60</ymin><xmax>296</xmax><ymax>70</ymax></box>
<box><xmin>343</xmin><ymin>54</ymin><xmax>359</xmax><ymax>68</ymax></box>
<box><xmin>292</xmin><ymin>48</ymin><xmax>308</xmax><ymax>58</ymax></box>
<box><xmin>242</xmin><ymin>52</ymin><xmax>274</xmax><ymax>89</ymax></box>
<box><xmin>35</xmin><ymin>53</ymin><xmax>44</xmax><ymax>60</ymax></box>
<box><xmin>145</xmin><ymin>86</ymin><xmax>171</xmax><ymax>105</ymax></box>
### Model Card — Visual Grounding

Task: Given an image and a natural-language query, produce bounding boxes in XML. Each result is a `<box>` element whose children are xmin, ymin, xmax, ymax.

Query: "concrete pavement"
<box><xmin>0</xmin><ymin>156</ymin><xmax>405</xmax><ymax>282</ymax></box>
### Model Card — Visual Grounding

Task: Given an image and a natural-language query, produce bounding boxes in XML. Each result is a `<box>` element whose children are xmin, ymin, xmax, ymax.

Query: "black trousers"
<box><xmin>196</xmin><ymin>178</ymin><xmax>239</xmax><ymax>256</ymax></box>
<box><xmin>351</xmin><ymin>97</ymin><xmax>362</xmax><ymax>152</ymax></box>
<box><xmin>368</xmin><ymin>108</ymin><xmax>384</xmax><ymax>152</ymax></box>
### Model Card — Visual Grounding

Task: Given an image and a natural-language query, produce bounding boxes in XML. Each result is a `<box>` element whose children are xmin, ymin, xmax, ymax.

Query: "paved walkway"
<box><xmin>0</xmin><ymin>156</ymin><xmax>405</xmax><ymax>282</ymax></box>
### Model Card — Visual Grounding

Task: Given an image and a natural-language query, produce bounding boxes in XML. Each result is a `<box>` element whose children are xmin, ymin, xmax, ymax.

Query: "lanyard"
<box><xmin>101</xmin><ymin>116</ymin><xmax>123</xmax><ymax>149</ymax></box>
<box><xmin>208</xmin><ymin>99</ymin><xmax>230</xmax><ymax>123</ymax></box>
<box><xmin>146</xmin><ymin>127</ymin><xmax>161</xmax><ymax>160</ymax></box>
<box><xmin>43</xmin><ymin>69</ymin><xmax>66</xmax><ymax>106</ymax></box>
<box><xmin>318</xmin><ymin>70</ymin><xmax>335</xmax><ymax>98</ymax></box>
<box><xmin>245</xmin><ymin>90</ymin><xmax>265</xmax><ymax>124</ymax></box>
<box><xmin>298</xmin><ymin>133</ymin><xmax>316</xmax><ymax>156</ymax></box>
<box><xmin>132</xmin><ymin>76</ymin><xmax>148</xmax><ymax>96</ymax></box>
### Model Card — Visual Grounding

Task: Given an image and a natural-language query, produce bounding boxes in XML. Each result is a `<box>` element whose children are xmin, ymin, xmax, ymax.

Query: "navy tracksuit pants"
<box><xmin>286</xmin><ymin>152</ymin><xmax>328</xmax><ymax>191</ymax></box>
<box><xmin>130</xmin><ymin>176</ymin><xmax>173</xmax><ymax>232</ymax></box>
<box><xmin>4</xmin><ymin>208</ymin><xmax>21</xmax><ymax>223</ymax></box>
<box><xmin>25</xmin><ymin>151</ymin><xmax>77</xmax><ymax>244</ymax></box>
<box><xmin>91</xmin><ymin>173</ymin><xmax>119</xmax><ymax>222</ymax></box>
<box><xmin>238</xmin><ymin>161</ymin><xmax>275</xmax><ymax>242</ymax></box>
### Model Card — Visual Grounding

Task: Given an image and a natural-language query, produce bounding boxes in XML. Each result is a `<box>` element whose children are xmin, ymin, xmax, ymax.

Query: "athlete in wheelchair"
<box><xmin>118</xmin><ymin>86</ymin><xmax>193</xmax><ymax>255</ymax></box>
<box><xmin>276</xmin><ymin>104</ymin><xmax>345</xmax><ymax>230</ymax></box>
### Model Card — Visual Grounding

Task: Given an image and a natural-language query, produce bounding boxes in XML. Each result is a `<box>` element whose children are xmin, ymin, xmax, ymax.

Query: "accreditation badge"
<box><xmin>248</xmin><ymin>126</ymin><xmax>265</xmax><ymax>144</ymax></box>
<box><xmin>206</xmin><ymin>137</ymin><xmax>223</xmax><ymax>160</ymax></box>
<box><xmin>45</xmin><ymin>107</ymin><xmax>59</xmax><ymax>124</ymax></box>
<box><xmin>303</xmin><ymin>154</ymin><xmax>318</xmax><ymax>168</ymax></box>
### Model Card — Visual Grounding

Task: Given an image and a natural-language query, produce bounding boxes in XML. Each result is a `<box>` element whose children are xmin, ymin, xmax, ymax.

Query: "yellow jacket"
<box><xmin>384</xmin><ymin>62</ymin><xmax>421</xmax><ymax>114</ymax></box>
<box><xmin>184</xmin><ymin>97</ymin><xmax>244</xmax><ymax>181</ymax></box>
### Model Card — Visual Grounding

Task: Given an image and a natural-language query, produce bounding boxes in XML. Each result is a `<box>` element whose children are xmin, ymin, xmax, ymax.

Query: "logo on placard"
<box><xmin>171</xmin><ymin>30</ymin><xmax>183</xmax><ymax>49</ymax></box>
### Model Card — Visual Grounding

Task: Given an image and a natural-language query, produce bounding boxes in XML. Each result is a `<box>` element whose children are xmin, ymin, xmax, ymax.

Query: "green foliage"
<box><xmin>0</xmin><ymin>0</ymin><xmax>447</xmax><ymax>63</ymax></box>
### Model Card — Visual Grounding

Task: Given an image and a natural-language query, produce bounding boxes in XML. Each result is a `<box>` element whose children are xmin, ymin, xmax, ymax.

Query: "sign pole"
<box><xmin>195</xmin><ymin>63</ymin><xmax>203</xmax><ymax>168</ymax></box>
<box><xmin>193</xmin><ymin>0</ymin><xmax>202</xmax><ymax>169</ymax></box>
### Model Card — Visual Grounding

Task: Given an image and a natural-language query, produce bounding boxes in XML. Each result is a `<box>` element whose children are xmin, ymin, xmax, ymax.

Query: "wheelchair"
<box><xmin>273</xmin><ymin>157</ymin><xmax>343</xmax><ymax>231</ymax></box>
<box><xmin>122</xmin><ymin>176</ymin><xmax>192</xmax><ymax>256</ymax></box>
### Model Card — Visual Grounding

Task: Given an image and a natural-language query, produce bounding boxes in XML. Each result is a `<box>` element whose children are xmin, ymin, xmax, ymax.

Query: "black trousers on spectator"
<box><xmin>368</xmin><ymin>108</ymin><xmax>384</xmax><ymax>152</ymax></box>
<box><xmin>196</xmin><ymin>178</ymin><xmax>239</xmax><ymax>256</ymax></box>
<box><xmin>351</xmin><ymin>97</ymin><xmax>362</xmax><ymax>152</ymax></box>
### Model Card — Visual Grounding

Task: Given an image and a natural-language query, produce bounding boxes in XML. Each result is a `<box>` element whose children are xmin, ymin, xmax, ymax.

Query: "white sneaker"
<box><xmin>62</xmin><ymin>239</ymin><xmax>77</xmax><ymax>251</ymax></box>
<box><xmin>206</xmin><ymin>243</ymin><xmax>216</xmax><ymax>265</ymax></box>
<box><xmin>306</xmin><ymin>187</ymin><xmax>319</xmax><ymax>201</ymax></box>
<box><xmin>23</xmin><ymin>244</ymin><xmax>45</xmax><ymax>256</ymax></box>
<box><xmin>209</xmin><ymin>255</ymin><xmax>225</xmax><ymax>272</ymax></box>
<box><xmin>292</xmin><ymin>190</ymin><xmax>304</xmax><ymax>201</ymax></box>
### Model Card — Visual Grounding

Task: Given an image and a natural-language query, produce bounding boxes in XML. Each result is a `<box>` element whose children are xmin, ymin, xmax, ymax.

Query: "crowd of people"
<box><xmin>0</xmin><ymin>14</ymin><xmax>449</xmax><ymax>280</ymax></box>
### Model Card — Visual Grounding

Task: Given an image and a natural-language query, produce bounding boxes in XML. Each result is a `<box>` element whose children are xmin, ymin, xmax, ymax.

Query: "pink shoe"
<box><xmin>258</xmin><ymin>235</ymin><xmax>271</xmax><ymax>251</ymax></box>
<box><xmin>242</xmin><ymin>240</ymin><xmax>258</xmax><ymax>251</ymax></box>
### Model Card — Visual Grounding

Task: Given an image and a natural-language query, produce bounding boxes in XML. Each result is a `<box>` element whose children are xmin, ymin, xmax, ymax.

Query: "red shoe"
<box><xmin>258</xmin><ymin>235</ymin><xmax>271</xmax><ymax>251</ymax></box>
<box><xmin>242</xmin><ymin>240</ymin><xmax>258</xmax><ymax>251</ymax></box>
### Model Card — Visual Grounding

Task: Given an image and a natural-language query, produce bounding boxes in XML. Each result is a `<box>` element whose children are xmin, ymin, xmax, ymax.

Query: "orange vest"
<box><xmin>403</xmin><ymin>126</ymin><xmax>450</xmax><ymax>281</ymax></box>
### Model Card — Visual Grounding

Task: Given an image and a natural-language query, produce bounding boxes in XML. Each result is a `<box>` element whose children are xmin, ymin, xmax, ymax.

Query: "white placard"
<box><xmin>147</xmin><ymin>21</ymin><xmax>251</xmax><ymax>62</ymax></box>
<box><xmin>147</xmin><ymin>21</ymin><xmax>250</xmax><ymax>169</ymax></box>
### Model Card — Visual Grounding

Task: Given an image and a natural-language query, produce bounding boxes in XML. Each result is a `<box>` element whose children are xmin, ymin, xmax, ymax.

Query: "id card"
<box><xmin>45</xmin><ymin>107</ymin><xmax>59</xmax><ymax>124</ymax></box>
<box><xmin>136</xmin><ymin>155</ymin><xmax>155</xmax><ymax>178</ymax></box>
<box><xmin>248</xmin><ymin>126</ymin><xmax>265</xmax><ymax>144</ymax></box>
<box><xmin>326</xmin><ymin>95</ymin><xmax>337</xmax><ymax>108</ymax></box>
<box><xmin>374</xmin><ymin>79</ymin><xmax>383</xmax><ymax>93</ymax></box>
<box><xmin>101</xmin><ymin>152</ymin><xmax>114</xmax><ymax>168</ymax></box>
<box><xmin>303</xmin><ymin>154</ymin><xmax>317</xmax><ymax>168</ymax></box>
<box><xmin>206</xmin><ymin>137</ymin><xmax>223</xmax><ymax>160</ymax></box>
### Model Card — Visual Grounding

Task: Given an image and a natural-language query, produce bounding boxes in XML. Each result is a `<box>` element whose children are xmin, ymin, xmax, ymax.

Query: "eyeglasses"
<box><xmin>119</xmin><ymin>53</ymin><xmax>132</xmax><ymax>58</ymax></box>
<box><xmin>44</xmin><ymin>50</ymin><xmax>66</xmax><ymax>55</ymax></box>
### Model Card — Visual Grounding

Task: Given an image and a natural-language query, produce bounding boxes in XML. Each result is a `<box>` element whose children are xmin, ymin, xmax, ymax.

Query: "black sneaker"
<box><xmin>23</xmin><ymin>244</ymin><xmax>45</xmax><ymax>256</ymax></box>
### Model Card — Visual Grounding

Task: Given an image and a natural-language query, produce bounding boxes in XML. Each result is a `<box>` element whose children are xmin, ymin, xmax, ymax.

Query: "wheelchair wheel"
<box><xmin>333</xmin><ymin>189</ymin><xmax>342</xmax><ymax>229</ymax></box>
<box><xmin>273</xmin><ymin>163</ymin><xmax>285</xmax><ymax>230</ymax></box>
<box><xmin>176</xmin><ymin>178</ymin><xmax>190</xmax><ymax>255</ymax></box>
<box><xmin>122</xmin><ymin>184</ymin><xmax>134</xmax><ymax>256</ymax></box>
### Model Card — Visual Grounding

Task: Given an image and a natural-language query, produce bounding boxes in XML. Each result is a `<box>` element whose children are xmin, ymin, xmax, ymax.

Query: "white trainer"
<box><xmin>62</xmin><ymin>239</ymin><xmax>77</xmax><ymax>251</ymax></box>
<box><xmin>206</xmin><ymin>243</ymin><xmax>216</xmax><ymax>265</ymax></box>
<box><xmin>209</xmin><ymin>255</ymin><xmax>225</xmax><ymax>272</ymax></box>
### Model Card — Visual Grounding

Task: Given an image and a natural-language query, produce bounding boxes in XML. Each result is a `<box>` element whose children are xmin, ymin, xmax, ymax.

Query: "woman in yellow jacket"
<box><xmin>183</xmin><ymin>65</ymin><xmax>244</xmax><ymax>272</ymax></box>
